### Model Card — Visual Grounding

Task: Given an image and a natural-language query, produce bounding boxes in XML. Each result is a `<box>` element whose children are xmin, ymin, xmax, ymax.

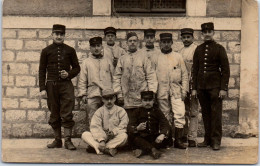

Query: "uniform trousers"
<box><xmin>158</xmin><ymin>95</ymin><xmax>186</xmax><ymax>128</ymax></box>
<box><xmin>198</xmin><ymin>88</ymin><xmax>222</xmax><ymax>146</ymax></box>
<box><xmin>86</xmin><ymin>97</ymin><xmax>103</xmax><ymax>129</ymax></box>
<box><xmin>184</xmin><ymin>91</ymin><xmax>199</xmax><ymax>141</ymax></box>
<box><xmin>46</xmin><ymin>80</ymin><xmax>75</xmax><ymax>129</ymax></box>
<box><xmin>81</xmin><ymin>131</ymin><xmax>128</xmax><ymax>154</ymax></box>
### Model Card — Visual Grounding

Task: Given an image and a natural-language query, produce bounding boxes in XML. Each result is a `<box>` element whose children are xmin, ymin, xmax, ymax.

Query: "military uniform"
<box><xmin>192</xmin><ymin>22</ymin><xmax>230</xmax><ymax>148</ymax></box>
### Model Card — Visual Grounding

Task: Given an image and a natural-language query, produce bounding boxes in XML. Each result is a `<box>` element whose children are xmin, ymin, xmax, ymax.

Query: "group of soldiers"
<box><xmin>39</xmin><ymin>22</ymin><xmax>230</xmax><ymax>159</ymax></box>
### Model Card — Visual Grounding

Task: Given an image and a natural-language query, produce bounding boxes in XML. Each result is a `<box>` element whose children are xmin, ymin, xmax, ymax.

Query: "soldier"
<box><xmin>113</xmin><ymin>32</ymin><xmax>158</xmax><ymax>120</ymax></box>
<box><xmin>128</xmin><ymin>91</ymin><xmax>173</xmax><ymax>159</ymax></box>
<box><xmin>192</xmin><ymin>22</ymin><xmax>230</xmax><ymax>150</ymax></box>
<box><xmin>39</xmin><ymin>24</ymin><xmax>80</xmax><ymax>150</ymax></box>
<box><xmin>141</xmin><ymin>28</ymin><xmax>160</xmax><ymax>61</ymax></box>
<box><xmin>179</xmin><ymin>28</ymin><xmax>199</xmax><ymax>147</ymax></box>
<box><xmin>81</xmin><ymin>89</ymin><xmax>128</xmax><ymax>157</ymax></box>
<box><xmin>150</xmin><ymin>33</ymin><xmax>188</xmax><ymax>149</ymax></box>
<box><xmin>103</xmin><ymin>27</ymin><xmax>126</xmax><ymax>67</ymax></box>
<box><xmin>78</xmin><ymin>37</ymin><xmax>114</xmax><ymax>130</ymax></box>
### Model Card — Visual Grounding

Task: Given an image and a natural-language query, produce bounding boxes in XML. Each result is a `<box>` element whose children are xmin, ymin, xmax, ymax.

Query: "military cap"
<box><xmin>144</xmin><ymin>28</ymin><xmax>156</xmax><ymax>36</ymax></box>
<box><xmin>126</xmin><ymin>32</ymin><xmax>138</xmax><ymax>40</ymax></box>
<box><xmin>102</xmin><ymin>89</ymin><xmax>117</xmax><ymax>97</ymax></box>
<box><xmin>52</xmin><ymin>24</ymin><xmax>66</xmax><ymax>34</ymax></box>
<box><xmin>160</xmin><ymin>33</ymin><xmax>172</xmax><ymax>41</ymax></box>
<box><xmin>141</xmin><ymin>91</ymin><xmax>154</xmax><ymax>100</ymax></box>
<box><xmin>89</xmin><ymin>37</ymin><xmax>102</xmax><ymax>46</ymax></box>
<box><xmin>181</xmin><ymin>28</ymin><xmax>194</xmax><ymax>36</ymax></box>
<box><xmin>201</xmin><ymin>22</ymin><xmax>214</xmax><ymax>31</ymax></box>
<box><xmin>104</xmin><ymin>27</ymin><xmax>117</xmax><ymax>36</ymax></box>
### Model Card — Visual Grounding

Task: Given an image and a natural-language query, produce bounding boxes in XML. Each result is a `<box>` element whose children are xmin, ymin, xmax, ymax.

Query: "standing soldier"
<box><xmin>192</xmin><ymin>22</ymin><xmax>230</xmax><ymax>150</ymax></box>
<box><xmin>113</xmin><ymin>32</ymin><xmax>158</xmax><ymax>120</ymax></box>
<box><xmin>39</xmin><ymin>24</ymin><xmax>80</xmax><ymax>150</ymax></box>
<box><xmin>151</xmin><ymin>33</ymin><xmax>188</xmax><ymax>149</ymax></box>
<box><xmin>78</xmin><ymin>37</ymin><xmax>114</xmax><ymax>130</ymax></box>
<box><xmin>103</xmin><ymin>27</ymin><xmax>126</xmax><ymax>67</ymax></box>
<box><xmin>141</xmin><ymin>28</ymin><xmax>160</xmax><ymax>61</ymax></box>
<box><xmin>179</xmin><ymin>28</ymin><xmax>199</xmax><ymax>147</ymax></box>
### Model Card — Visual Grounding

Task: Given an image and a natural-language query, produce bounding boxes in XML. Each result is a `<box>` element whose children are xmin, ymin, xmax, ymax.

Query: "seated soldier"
<box><xmin>81</xmin><ymin>89</ymin><xmax>129</xmax><ymax>157</ymax></box>
<box><xmin>128</xmin><ymin>91</ymin><xmax>173</xmax><ymax>159</ymax></box>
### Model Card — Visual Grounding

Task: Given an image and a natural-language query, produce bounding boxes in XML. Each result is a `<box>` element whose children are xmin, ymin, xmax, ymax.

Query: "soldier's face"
<box><xmin>159</xmin><ymin>40</ymin><xmax>173</xmax><ymax>52</ymax></box>
<box><xmin>52</xmin><ymin>32</ymin><xmax>65</xmax><ymax>44</ymax></box>
<box><xmin>142</xmin><ymin>98</ymin><xmax>154</xmax><ymax>109</ymax></box>
<box><xmin>202</xmin><ymin>30</ymin><xmax>214</xmax><ymax>41</ymax></box>
<box><xmin>181</xmin><ymin>34</ymin><xmax>194</xmax><ymax>47</ymax></box>
<box><xmin>90</xmin><ymin>44</ymin><xmax>103</xmax><ymax>55</ymax></box>
<box><xmin>105</xmin><ymin>33</ymin><xmax>116</xmax><ymax>45</ymax></box>
<box><xmin>144</xmin><ymin>35</ymin><xmax>155</xmax><ymax>47</ymax></box>
<box><xmin>127</xmin><ymin>36</ymin><xmax>138</xmax><ymax>51</ymax></box>
<box><xmin>102</xmin><ymin>95</ymin><xmax>116</xmax><ymax>109</ymax></box>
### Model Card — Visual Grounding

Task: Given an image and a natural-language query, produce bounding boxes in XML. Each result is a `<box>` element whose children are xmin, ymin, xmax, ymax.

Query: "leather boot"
<box><xmin>104</xmin><ymin>148</ymin><xmax>117</xmax><ymax>157</ymax></box>
<box><xmin>47</xmin><ymin>127</ymin><xmax>62</xmax><ymax>148</ymax></box>
<box><xmin>174</xmin><ymin>128</ymin><xmax>187</xmax><ymax>149</ymax></box>
<box><xmin>64</xmin><ymin>128</ymin><xmax>76</xmax><ymax>150</ymax></box>
<box><xmin>151</xmin><ymin>148</ymin><xmax>161</xmax><ymax>159</ymax></box>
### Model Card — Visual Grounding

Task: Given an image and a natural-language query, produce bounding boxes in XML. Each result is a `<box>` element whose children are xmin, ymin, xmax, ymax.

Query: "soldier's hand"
<box><xmin>107</xmin><ymin>131</ymin><xmax>115</xmax><ymax>140</ymax></box>
<box><xmin>40</xmin><ymin>90</ymin><xmax>47</xmax><ymax>99</ymax></box>
<box><xmin>191</xmin><ymin>90</ymin><xmax>197</xmax><ymax>98</ymax></box>
<box><xmin>60</xmin><ymin>70</ymin><xmax>69</xmax><ymax>79</ymax></box>
<box><xmin>99</xmin><ymin>141</ymin><xmax>106</xmax><ymax>152</ymax></box>
<box><xmin>219</xmin><ymin>90</ymin><xmax>227</xmax><ymax>99</ymax></box>
<box><xmin>137</xmin><ymin>122</ymin><xmax>146</xmax><ymax>131</ymax></box>
<box><xmin>117</xmin><ymin>97</ymin><xmax>124</xmax><ymax>107</ymax></box>
<box><xmin>82</xmin><ymin>96</ymin><xmax>88</xmax><ymax>104</ymax></box>
<box><xmin>155</xmin><ymin>134</ymin><xmax>165</xmax><ymax>143</ymax></box>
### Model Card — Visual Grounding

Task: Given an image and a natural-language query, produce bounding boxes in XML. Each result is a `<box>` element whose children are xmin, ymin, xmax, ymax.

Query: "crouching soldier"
<box><xmin>128</xmin><ymin>91</ymin><xmax>173</xmax><ymax>159</ymax></box>
<box><xmin>81</xmin><ymin>89</ymin><xmax>129</xmax><ymax>157</ymax></box>
<box><xmin>39</xmin><ymin>24</ymin><xmax>80</xmax><ymax>150</ymax></box>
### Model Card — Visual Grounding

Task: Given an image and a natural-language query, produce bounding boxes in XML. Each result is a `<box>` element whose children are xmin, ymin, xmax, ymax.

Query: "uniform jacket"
<box><xmin>140</xmin><ymin>47</ymin><xmax>161</xmax><ymax>61</ymax></box>
<box><xmin>104</xmin><ymin>44</ymin><xmax>126</xmax><ymax>65</ymax></box>
<box><xmin>151</xmin><ymin>51</ymin><xmax>188</xmax><ymax>100</ymax></box>
<box><xmin>39</xmin><ymin>43</ymin><xmax>80</xmax><ymax>92</ymax></box>
<box><xmin>127</xmin><ymin>106</ymin><xmax>170</xmax><ymax>137</ymax></box>
<box><xmin>113</xmin><ymin>50</ymin><xmax>158</xmax><ymax>109</ymax></box>
<box><xmin>90</xmin><ymin>105</ymin><xmax>129</xmax><ymax>142</ymax></box>
<box><xmin>192</xmin><ymin>40</ymin><xmax>230</xmax><ymax>90</ymax></box>
<box><xmin>78</xmin><ymin>54</ymin><xmax>114</xmax><ymax>98</ymax></box>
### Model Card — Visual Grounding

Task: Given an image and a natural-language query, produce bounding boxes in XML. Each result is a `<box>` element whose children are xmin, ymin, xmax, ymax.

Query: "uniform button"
<box><xmin>205</xmin><ymin>53</ymin><xmax>208</xmax><ymax>56</ymax></box>
<box><xmin>206</xmin><ymin>45</ymin><xmax>208</xmax><ymax>47</ymax></box>
<box><xmin>58</xmin><ymin>54</ymin><xmax>60</xmax><ymax>56</ymax></box>
<box><xmin>148</xmin><ymin>117</ymin><xmax>150</xmax><ymax>119</ymax></box>
<box><xmin>204</xmin><ymin>66</ymin><xmax>207</xmax><ymax>69</ymax></box>
<box><xmin>204</xmin><ymin>71</ymin><xmax>207</xmax><ymax>73</ymax></box>
<box><xmin>205</xmin><ymin>49</ymin><xmax>208</xmax><ymax>51</ymax></box>
<box><xmin>204</xmin><ymin>58</ymin><xmax>207</xmax><ymax>60</ymax></box>
<box><xmin>204</xmin><ymin>63</ymin><xmax>207</xmax><ymax>65</ymax></box>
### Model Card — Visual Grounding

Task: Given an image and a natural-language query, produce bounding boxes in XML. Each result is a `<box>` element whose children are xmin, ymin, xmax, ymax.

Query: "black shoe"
<box><xmin>47</xmin><ymin>139</ymin><xmax>62</xmax><ymax>148</ymax></box>
<box><xmin>64</xmin><ymin>139</ymin><xmax>76</xmax><ymax>150</ymax></box>
<box><xmin>212</xmin><ymin>144</ymin><xmax>220</xmax><ymax>150</ymax></box>
<box><xmin>174</xmin><ymin>128</ymin><xmax>187</xmax><ymax>149</ymax></box>
<box><xmin>188</xmin><ymin>140</ymin><xmax>197</xmax><ymax>147</ymax></box>
<box><xmin>151</xmin><ymin>148</ymin><xmax>161</xmax><ymax>159</ymax></box>
<box><xmin>86</xmin><ymin>146</ymin><xmax>96</xmax><ymax>153</ymax></box>
<box><xmin>197</xmin><ymin>140</ymin><xmax>210</xmax><ymax>147</ymax></box>
<box><xmin>133</xmin><ymin>149</ymin><xmax>143</xmax><ymax>158</ymax></box>
<box><xmin>104</xmin><ymin>148</ymin><xmax>117</xmax><ymax>157</ymax></box>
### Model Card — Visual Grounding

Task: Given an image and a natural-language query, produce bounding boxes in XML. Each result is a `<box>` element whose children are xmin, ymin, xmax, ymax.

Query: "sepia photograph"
<box><xmin>1</xmin><ymin>0</ymin><xmax>259</xmax><ymax>164</ymax></box>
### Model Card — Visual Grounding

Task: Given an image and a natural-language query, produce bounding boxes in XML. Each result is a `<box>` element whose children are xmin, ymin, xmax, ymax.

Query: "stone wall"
<box><xmin>2</xmin><ymin>28</ymin><xmax>241</xmax><ymax>138</ymax></box>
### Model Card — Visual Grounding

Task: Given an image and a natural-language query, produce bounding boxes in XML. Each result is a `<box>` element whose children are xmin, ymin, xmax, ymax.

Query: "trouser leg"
<box><xmin>106</xmin><ymin>133</ymin><xmax>128</xmax><ymax>149</ymax></box>
<box><xmin>87</xmin><ymin>97</ymin><xmax>102</xmax><ymax>128</ymax></box>
<box><xmin>132</xmin><ymin>135</ymin><xmax>155</xmax><ymax>153</ymax></box>
<box><xmin>158</xmin><ymin>98</ymin><xmax>172</xmax><ymax>125</ymax></box>
<box><xmin>188</xmin><ymin>95</ymin><xmax>199</xmax><ymax>141</ymax></box>
<box><xmin>81</xmin><ymin>131</ymin><xmax>101</xmax><ymax>154</ymax></box>
<box><xmin>170</xmin><ymin>96</ymin><xmax>185</xmax><ymax>128</ymax></box>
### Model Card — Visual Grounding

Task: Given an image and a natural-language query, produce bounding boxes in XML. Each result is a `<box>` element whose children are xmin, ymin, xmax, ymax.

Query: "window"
<box><xmin>113</xmin><ymin>0</ymin><xmax>186</xmax><ymax>13</ymax></box>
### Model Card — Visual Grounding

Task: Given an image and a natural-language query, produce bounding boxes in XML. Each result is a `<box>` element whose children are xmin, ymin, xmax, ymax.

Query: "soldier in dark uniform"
<box><xmin>39</xmin><ymin>24</ymin><xmax>81</xmax><ymax>150</ymax></box>
<box><xmin>128</xmin><ymin>91</ymin><xmax>173</xmax><ymax>159</ymax></box>
<box><xmin>192</xmin><ymin>22</ymin><xmax>230</xmax><ymax>150</ymax></box>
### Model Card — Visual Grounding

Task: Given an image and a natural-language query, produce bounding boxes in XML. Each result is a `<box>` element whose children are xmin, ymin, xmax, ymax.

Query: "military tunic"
<box><xmin>103</xmin><ymin>44</ymin><xmax>126</xmax><ymax>67</ymax></box>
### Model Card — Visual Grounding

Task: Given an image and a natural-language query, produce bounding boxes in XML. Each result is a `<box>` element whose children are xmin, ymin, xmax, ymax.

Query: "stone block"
<box><xmin>20</xmin><ymin>98</ymin><xmax>40</xmax><ymax>109</ymax></box>
<box><xmin>16</xmin><ymin>51</ymin><xmax>40</xmax><ymax>62</ymax></box>
<box><xmin>2</xmin><ymin>50</ymin><xmax>15</xmax><ymax>61</ymax></box>
<box><xmin>5</xmin><ymin>110</ymin><xmax>26</xmax><ymax>122</ymax></box>
<box><xmin>78</xmin><ymin>40</ymin><xmax>90</xmax><ymax>50</ymax></box>
<box><xmin>3</xmin><ymin>29</ymin><xmax>17</xmax><ymax>38</ymax></box>
<box><xmin>16</xmin><ymin>76</ymin><xmax>36</xmax><ymax>87</ymax></box>
<box><xmin>116</xmin><ymin>31</ymin><xmax>127</xmax><ymax>40</ymax></box>
<box><xmin>5</xmin><ymin>39</ymin><xmax>23</xmax><ymax>50</ymax></box>
<box><xmin>84</xmin><ymin>30</ymin><xmax>104</xmax><ymax>40</ymax></box>
<box><xmin>227</xmin><ymin>53</ymin><xmax>233</xmax><ymax>63</ymax></box>
<box><xmin>74</xmin><ymin>123</ymin><xmax>87</xmax><ymax>137</ymax></box>
<box><xmin>213</xmin><ymin>31</ymin><xmax>221</xmax><ymax>41</ymax></box>
<box><xmin>30</xmin><ymin>63</ymin><xmax>39</xmax><ymax>75</ymax></box>
<box><xmin>73</xmin><ymin>111</ymin><xmax>86</xmax><ymax>122</ymax></box>
<box><xmin>29</xmin><ymin>88</ymin><xmax>39</xmax><ymax>98</ymax></box>
<box><xmin>2</xmin><ymin>63</ymin><xmax>29</xmax><ymax>75</ymax></box>
<box><xmin>40</xmin><ymin>99</ymin><xmax>48</xmax><ymax>109</ymax></box>
<box><xmin>233</xmin><ymin>53</ymin><xmax>241</xmax><ymax>64</ymax></box>
<box><xmin>172</xmin><ymin>42</ymin><xmax>183</xmax><ymax>52</ymax></box>
<box><xmin>32</xmin><ymin>123</ymin><xmax>53</xmax><ymax>137</ymax></box>
<box><xmin>236</xmin><ymin>77</ymin><xmax>240</xmax><ymax>87</ymax></box>
<box><xmin>27</xmin><ymin>110</ymin><xmax>46</xmax><ymax>122</ymax></box>
<box><xmin>18</xmin><ymin>30</ymin><xmax>37</xmax><ymax>38</ymax></box>
<box><xmin>230</xmin><ymin>64</ymin><xmax>240</xmax><ymax>76</ymax></box>
<box><xmin>228</xmin><ymin>77</ymin><xmax>236</xmax><ymax>88</ymax></box>
<box><xmin>2</xmin><ymin>75</ymin><xmax>14</xmax><ymax>86</ymax></box>
<box><xmin>64</xmin><ymin>40</ymin><xmax>76</xmax><ymax>48</ymax></box>
<box><xmin>2</xmin><ymin>98</ymin><xmax>19</xmax><ymax>108</ymax></box>
<box><xmin>66</xmin><ymin>30</ymin><xmax>83</xmax><ymax>39</ymax></box>
<box><xmin>6</xmin><ymin>87</ymin><xmax>27</xmax><ymax>97</ymax></box>
<box><xmin>228</xmin><ymin>89</ymin><xmax>240</xmax><ymax>98</ymax></box>
<box><xmin>207</xmin><ymin>0</ymin><xmax>241</xmax><ymax>17</ymax></box>
<box><xmin>120</xmin><ymin>41</ymin><xmax>128</xmax><ymax>50</ymax></box>
<box><xmin>2</xmin><ymin>123</ymin><xmax>12</xmax><ymax>138</ymax></box>
<box><xmin>228</xmin><ymin>41</ymin><xmax>241</xmax><ymax>53</ymax></box>
<box><xmin>12</xmin><ymin>123</ymin><xmax>33</xmax><ymax>137</ymax></box>
<box><xmin>193</xmin><ymin>31</ymin><xmax>201</xmax><ymax>40</ymax></box>
<box><xmin>77</xmin><ymin>51</ymin><xmax>88</xmax><ymax>63</ymax></box>
<box><xmin>38</xmin><ymin>30</ymin><xmax>52</xmax><ymax>38</ymax></box>
<box><xmin>222</xmin><ymin>31</ymin><xmax>240</xmax><ymax>41</ymax></box>
<box><xmin>24</xmin><ymin>40</ymin><xmax>47</xmax><ymax>50</ymax></box>
<box><xmin>223</xmin><ymin>100</ymin><xmax>238</xmax><ymax>110</ymax></box>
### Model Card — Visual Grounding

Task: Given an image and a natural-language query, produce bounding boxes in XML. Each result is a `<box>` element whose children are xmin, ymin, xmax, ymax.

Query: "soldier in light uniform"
<box><xmin>103</xmin><ymin>27</ymin><xmax>126</xmax><ymax>67</ymax></box>
<box><xmin>113</xmin><ymin>32</ymin><xmax>158</xmax><ymax>121</ymax></box>
<box><xmin>179</xmin><ymin>28</ymin><xmax>199</xmax><ymax>147</ymax></box>
<box><xmin>192</xmin><ymin>22</ymin><xmax>230</xmax><ymax>150</ymax></box>
<box><xmin>39</xmin><ymin>24</ymin><xmax>80</xmax><ymax>150</ymax></box>
<box><xmin>78</xmin><ymin>37</ymin><xmax>114</xmax><ymax>130</ymax></box>
<box><xmin>150</xmin><ymin>33</ymin><xmax>188</xmax><ymax>149</ymax></box>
